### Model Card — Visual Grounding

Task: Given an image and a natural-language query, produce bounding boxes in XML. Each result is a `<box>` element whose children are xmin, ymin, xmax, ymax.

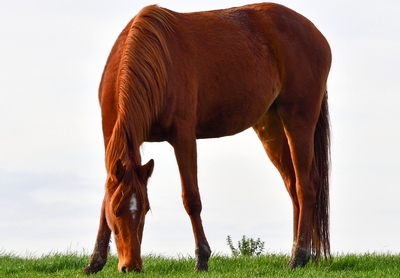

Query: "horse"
<box><xmin>84</xmin><ymin>2</ymin><xmax>331</xmax><ymax>274</ymax></box>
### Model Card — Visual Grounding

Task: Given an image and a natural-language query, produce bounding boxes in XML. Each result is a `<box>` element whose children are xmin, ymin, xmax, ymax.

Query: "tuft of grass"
<box><xmin>1</xmin><ymin>251</ymin><xmax>400</xmax><ymax>277</ymax></box>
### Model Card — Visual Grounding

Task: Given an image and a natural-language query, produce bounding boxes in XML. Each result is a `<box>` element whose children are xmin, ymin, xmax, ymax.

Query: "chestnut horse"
<box><xmin>84</xmin><ymin>2</ymin><xmax>331</xmax><ymax>274</ymax></box>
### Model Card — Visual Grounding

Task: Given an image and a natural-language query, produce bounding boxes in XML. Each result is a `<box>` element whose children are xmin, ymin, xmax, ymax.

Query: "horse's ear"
<box><xmin>138</xmin><ymin>159</ymin><xmax>154</xmax><ymax>183</ymax></box>
<box><xmin>112</xmin><ymin>159</ymin><xmax>125</xmax><ymax>183</ymax></box>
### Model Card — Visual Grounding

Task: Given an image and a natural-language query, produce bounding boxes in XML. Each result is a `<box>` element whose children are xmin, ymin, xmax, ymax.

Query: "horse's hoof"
<box><xmin>194</xmin><ymin>243</ymin><xmax>211</xmax><ymax>271</ymax></box>
<box><xmin>83</xmin><ymin>257</ymin><xmax>107</xmax><ymax>274</ymax></box>
<box><xmin>287</xmin><ymin>246</ymin><xmax>310</xmax><ymax>269</ymax></box>
<box><xmin>83</xmin><ymin>264</ymin><xmax>103</xmax><ymax>275</ymax></box>
<box><xmin>194</xmin><ymin>261</ymin><xmax>208</xmax><ymax>271</ymax></box>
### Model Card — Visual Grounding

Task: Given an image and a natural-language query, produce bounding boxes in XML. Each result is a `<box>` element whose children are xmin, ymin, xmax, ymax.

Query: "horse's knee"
<box><xmin>183</xmin><ymin>201</ymin><xmax>202</xmax><ymax>216</ymax></box>
<box><xmin>182</xmin><ymin>192</ymin><xmax>202</xmax><ymax>216</ymax></box>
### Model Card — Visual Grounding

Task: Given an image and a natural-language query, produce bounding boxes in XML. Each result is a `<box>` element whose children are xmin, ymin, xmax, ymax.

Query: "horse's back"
<box><xmin>161</xmin><ymin>3</ymin><xmax>330</xmax><ymax>138</ymax></box>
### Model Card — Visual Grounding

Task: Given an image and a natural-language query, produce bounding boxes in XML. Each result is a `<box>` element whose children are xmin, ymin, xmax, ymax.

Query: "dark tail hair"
<box><xmin>312</xmin><ymin>91</ymin><xmax>330</xmax><ymax>260</ymax></box>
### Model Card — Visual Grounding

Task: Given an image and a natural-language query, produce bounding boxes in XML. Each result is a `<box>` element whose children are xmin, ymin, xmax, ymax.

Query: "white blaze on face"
<box><xmin>130</xmin><ymin>194</ymin><xmax>138</xmax><ymax>218</ymax></box>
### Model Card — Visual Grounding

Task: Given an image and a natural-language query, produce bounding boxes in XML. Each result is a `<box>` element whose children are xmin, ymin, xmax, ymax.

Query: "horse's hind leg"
<box><xmin>253</xmin><ymin>106</ymin><xmax>300</xmax><ymax>258</ymax></box>
<box><xmin>275</xmin><ymin>98</ymin><xmax>323</xmax><ymax>268</ymax></box>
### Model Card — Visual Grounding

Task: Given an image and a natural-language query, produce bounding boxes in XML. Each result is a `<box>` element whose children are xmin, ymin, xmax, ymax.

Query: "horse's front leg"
<box><xmin>171</xmin><ymin>135</ymin><xmax>211</xmax><ymax>271</ymax></box>
<box><xmin>83</xmin><ymin>198</ymin><xmax>111</xmax><ymax>274</ymax></box>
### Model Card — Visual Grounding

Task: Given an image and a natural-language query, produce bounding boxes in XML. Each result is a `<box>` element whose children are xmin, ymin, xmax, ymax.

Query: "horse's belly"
<box><xmin>195</xmin><ymin>94</ymin><xmax>276</xmax><ymax>139</ymax></box>
<box><xmin>195</xmin><ymin>120</ymin><xmax>251</xmax><ymax>139</ymax></box>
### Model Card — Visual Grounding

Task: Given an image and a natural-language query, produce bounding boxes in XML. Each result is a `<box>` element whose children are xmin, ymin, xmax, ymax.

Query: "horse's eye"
<box><xmin>115</xmin><ymin>211</ymin><xmax>121</xmax><ymax>217</ymax></box>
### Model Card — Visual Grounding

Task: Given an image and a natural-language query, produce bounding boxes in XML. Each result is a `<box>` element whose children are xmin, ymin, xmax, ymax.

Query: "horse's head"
<box><xmin>104</xmin><ymin>158</ymin><xmax>154</xmax><ymax>272</ymax></box>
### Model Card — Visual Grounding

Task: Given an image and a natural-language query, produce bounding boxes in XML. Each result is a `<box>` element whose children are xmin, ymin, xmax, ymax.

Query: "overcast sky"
<box><xmin>1</xmin><ymin>0</ymin><xmax>400</xmax><ymax>258</ymax></box>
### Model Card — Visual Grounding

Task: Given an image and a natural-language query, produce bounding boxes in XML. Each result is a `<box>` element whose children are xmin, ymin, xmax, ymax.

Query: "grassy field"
<box><xmin>1</xmin><ymin>252</ymin><xmax>399</xmax><ymax>277</ymax></box>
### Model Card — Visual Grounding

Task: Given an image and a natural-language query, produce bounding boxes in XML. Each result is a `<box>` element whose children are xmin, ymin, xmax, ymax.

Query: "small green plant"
<box><xmin>226</xmin><ymin>235</ymin><xmax>265</xmax><ymax>257</ymax></box>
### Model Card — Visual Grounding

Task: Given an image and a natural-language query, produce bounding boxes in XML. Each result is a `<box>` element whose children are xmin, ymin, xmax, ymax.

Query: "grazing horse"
<box><xmin>84</xmin><ymin>2</ymin><xmax>331</xmax><ymax>274</ymax></box>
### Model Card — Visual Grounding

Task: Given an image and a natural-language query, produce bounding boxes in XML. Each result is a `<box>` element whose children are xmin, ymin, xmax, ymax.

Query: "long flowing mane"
<box><xmin>106</xmin><ymin>5</ymin><xmax>174</xmax><ymax>173</ymax></box>
<box><xmin>105</xmin><ymin>6</ymin><xmax>175</xmax><ymax>218</ymax></box>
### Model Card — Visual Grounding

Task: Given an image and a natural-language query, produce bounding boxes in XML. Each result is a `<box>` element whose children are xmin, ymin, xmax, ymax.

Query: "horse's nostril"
<box><xmin>121</xmin><ymin>266</ymin><xmax>128</xmax><ymax>273</ymax></box>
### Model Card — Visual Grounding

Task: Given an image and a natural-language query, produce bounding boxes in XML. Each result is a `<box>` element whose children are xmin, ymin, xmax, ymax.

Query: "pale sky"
<box><xmin>1</xmin><ymin>0</ymin><xmax>400</xmax><ymax>257</ymax></box>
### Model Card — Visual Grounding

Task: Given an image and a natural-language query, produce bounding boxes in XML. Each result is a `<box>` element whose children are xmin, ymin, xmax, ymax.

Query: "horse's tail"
<box><xmin>312</xmin><ymin>91</ymin><xmax>330</xmax><ymax>260</ymax></box>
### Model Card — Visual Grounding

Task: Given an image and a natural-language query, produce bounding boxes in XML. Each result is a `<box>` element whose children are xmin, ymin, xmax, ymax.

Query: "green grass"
<box><xmin>1</xmin><ymin>252</ymin><xmax>400</xmax><ymax>277</ymax></box>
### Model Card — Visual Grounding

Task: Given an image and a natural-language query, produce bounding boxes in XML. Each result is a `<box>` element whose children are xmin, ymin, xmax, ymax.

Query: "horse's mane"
<box><xmin>106</xmin><ymin>5</ymin><xmax>174</xmax><ymax>173</ymax></box>
<box><xmin>105</xmin><ymin>5</ymin><xmax>174</xmax><ymax>211</ymax></box>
